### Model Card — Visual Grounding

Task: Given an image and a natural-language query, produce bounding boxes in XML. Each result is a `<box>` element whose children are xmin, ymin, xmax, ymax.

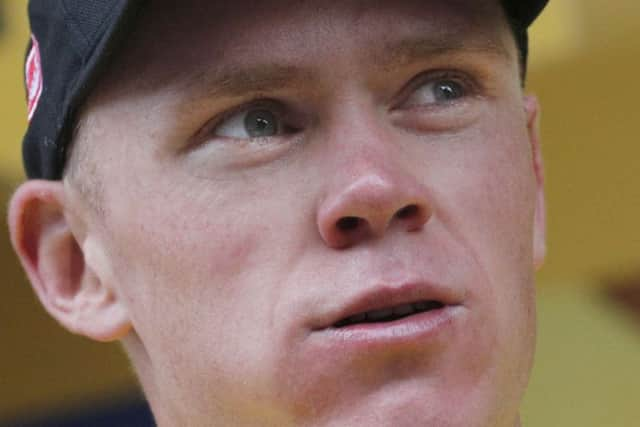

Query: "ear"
<box><xmin>523</xmin><ymin>95</ymin><xmax>546</xmax><ymax>271</ymax></box>
<box><xmin>7</xmin><ymin>180</ymin><xmax>131</xmax><ymax>342</ymax></box>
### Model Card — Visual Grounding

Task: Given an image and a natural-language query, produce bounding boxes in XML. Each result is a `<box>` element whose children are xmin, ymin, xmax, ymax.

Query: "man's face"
<box><xmin>74</xmin><ymin>0</ymin><xmax>544</xmax><ymax>425</ymax></box>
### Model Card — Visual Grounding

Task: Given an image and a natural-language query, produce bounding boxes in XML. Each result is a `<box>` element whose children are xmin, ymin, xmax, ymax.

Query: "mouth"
<box><xmin>309</xmin><ymin>282</ymin><xmax>465</xmax><ymax>350</ymax></box>
<box><xmin>314</xmin><ymin>281</ymin><xmax>464</xmax><ymax>332</ymax></box>
<box><xmin>332</xmin><ymin>300</ymin><xmax>446</xmax><ymax>328</ymax></box>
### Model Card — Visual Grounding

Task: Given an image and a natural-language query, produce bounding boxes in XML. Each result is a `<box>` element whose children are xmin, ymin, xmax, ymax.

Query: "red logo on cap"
<box><xmin>25</xmin><ymin>34</ymin><xmax>43</xmax><ymax>122</ymax></box>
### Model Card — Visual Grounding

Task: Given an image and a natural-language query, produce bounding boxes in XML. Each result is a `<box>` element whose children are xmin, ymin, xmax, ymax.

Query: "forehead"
<box><xmin>99</xmin><ymin>0</ymin><xmax>513</xmax><ymax>96</ymax></box>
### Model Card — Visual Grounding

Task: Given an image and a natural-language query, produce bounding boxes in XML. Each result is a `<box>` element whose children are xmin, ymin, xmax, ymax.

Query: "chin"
<box><xmin>295</xmin><ymin>378</ymin><xmax>521</xmax><ymax>427</ymax></box>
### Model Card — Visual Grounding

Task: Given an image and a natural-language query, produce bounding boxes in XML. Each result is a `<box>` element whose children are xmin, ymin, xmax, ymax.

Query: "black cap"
<box><xmin>22</xmin><ymin>0</ymin><xmax>548</xmax><ymax>180</ymax></box>
<box><xmin>502</xmin><ymin>0</ymin><xmax>549</xmax><ymax>27</ymax></box>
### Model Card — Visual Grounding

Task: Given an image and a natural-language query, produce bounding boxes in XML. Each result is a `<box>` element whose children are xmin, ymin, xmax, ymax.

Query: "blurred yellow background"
<box><xmin>1</xmin><ymin>1</ymin><xmax>639</xmax><ymax>425</ymax></box>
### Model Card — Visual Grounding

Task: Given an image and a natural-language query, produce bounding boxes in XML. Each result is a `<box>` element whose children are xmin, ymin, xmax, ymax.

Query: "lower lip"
<box><xmin>313</xmin><ymin>305</ymin><xmax>466</xmax><ymax>350</ymax></box>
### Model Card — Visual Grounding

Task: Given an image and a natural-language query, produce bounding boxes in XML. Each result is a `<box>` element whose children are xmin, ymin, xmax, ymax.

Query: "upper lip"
<box><xmin>312</xmin><ymin>281</ymin><xmax>464</xmax><ymax>330</ymax></box>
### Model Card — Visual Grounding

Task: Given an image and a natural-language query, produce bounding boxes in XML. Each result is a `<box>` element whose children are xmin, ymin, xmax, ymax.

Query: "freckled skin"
<box><xmin>63</xmin><ymin>0</ymin><xmax>544</xmax><ymax>426</ymax></box>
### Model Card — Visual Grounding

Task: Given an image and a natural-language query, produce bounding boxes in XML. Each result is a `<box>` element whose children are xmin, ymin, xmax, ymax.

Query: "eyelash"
<box><xmin>212</xmin><ymin>98</ymin><xmax>282</xmax><ymax>127</ymax></box>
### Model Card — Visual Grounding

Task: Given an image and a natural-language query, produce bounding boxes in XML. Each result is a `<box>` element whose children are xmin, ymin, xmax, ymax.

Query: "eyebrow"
<box><xmin>377</xmin><ymin>35</ymin><xmax>512</xmax><ymax>70</ymax></box>
<box><xmin>176</xmin><ymin>34</ymin><xmax>511</xmax><ymax>102</ymax></box>
<box><xmin>178</xmin><ymin>64</ymin><xmax>315</xmax><ymax>103</ymax></box>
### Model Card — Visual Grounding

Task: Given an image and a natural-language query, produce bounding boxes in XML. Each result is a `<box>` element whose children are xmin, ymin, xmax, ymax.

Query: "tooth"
<box><xmin>393</xmin><ymin>304</ymin><xmax>415</xmax><ymax>316</ymax></box>
<box><xmin>366</xmin><ymin>308</ymin><xmax>394</xmax><ymax>321</ymax></box>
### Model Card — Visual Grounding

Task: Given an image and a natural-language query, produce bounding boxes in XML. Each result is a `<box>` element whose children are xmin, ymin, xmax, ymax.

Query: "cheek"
<box><xmin>99</xmin><ymin>170</ymin><xmax>314</xmax><ymax>417</ymax></box>
<box><xmin>100</xmin><ymin>182</ymin><xmax>272</xmax><ymax>374</ymax></box>
<box><xmin>107</xmin><ymin>202</ymin><xmax>261</xmax><ymax>298</ymax></box>
<box><xmin>446</xmin><ymin>104</ymin><xmax>537</xmax><ymax>280</ymax></box>
<box><xmin>469</xmin><ymin>111</ymin><xmax>538</xmax><ymax>389</ymax></box>
<box><xmin>432</xmin><ymin>106</ymin><xmax>538</xmax><ymax>389</ymax></box>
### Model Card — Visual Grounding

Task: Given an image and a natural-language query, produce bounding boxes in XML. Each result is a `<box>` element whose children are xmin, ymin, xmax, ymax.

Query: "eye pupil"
<box><xmin>434</xmin><ymin>81</ymin><xmax>463</xmax><ymax>102</ymax></box>
<box><xmin>245</xmin><ymin>109</ymin><xmax>278</xmax><ymax>137</ymax></box>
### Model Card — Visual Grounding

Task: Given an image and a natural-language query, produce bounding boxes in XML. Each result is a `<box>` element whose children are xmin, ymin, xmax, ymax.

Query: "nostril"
<box><xmin>395</xmin><ymin>204</ymin><xmax>419</xmax><ymax>219</ymax></box>
<box><xmin>336</xmin><ymin>216</ymin><xmax>362</xmax><ymax>232</ymax></box>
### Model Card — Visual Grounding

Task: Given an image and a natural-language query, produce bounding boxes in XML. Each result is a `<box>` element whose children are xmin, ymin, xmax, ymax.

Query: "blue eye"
<box><xmin>432</xmin><ymin>80</ymin><xmax>465</xmax><ymax>102</ymax></box>
<box><xmin>244</xmin><ymin>109</ymin><xmax>278</xmax><ymax>137</ymax></box>
<box><xmin>403</xmin><ymin>78</ymin><xmax>468</xmax><ymax>108</ymax></box>
<box><xmin>214</xmin><ymin>108</ymin><xmax>282</xmax><ymax>139</ymax></box>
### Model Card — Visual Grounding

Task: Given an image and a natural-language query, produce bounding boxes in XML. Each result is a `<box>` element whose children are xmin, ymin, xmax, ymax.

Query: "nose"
<box><xmin>317</xmin><ymin>171</ymin><xmax>432</xmax><ymax>250</ymax></box>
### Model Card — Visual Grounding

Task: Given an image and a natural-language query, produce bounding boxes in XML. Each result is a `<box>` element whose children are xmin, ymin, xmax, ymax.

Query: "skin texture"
<box><xmin>8</xmin><ymin>0</ymin><xmax>545</xmax><ymax>426</ymax></box>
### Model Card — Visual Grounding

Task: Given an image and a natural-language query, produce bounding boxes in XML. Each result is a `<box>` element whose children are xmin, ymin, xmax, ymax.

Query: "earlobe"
<box><xmin>8</xmin><ymin>180</ymin><xmax>131</xmax><ymax>342</ymax></box>
<box><xmin>523</xmin><ymin>95</ymin><xmax>546</xmax><ymax>270</ymax></box>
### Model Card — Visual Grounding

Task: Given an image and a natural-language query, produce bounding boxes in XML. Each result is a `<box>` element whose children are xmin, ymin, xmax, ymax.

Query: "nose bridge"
<box><xmin>316</xmin><ymin>106</ymin><xmax>432</xmax><ymax>249</ymax></box>
<box><xmin>324</xmin><ymin>96</ymin><xmax>410</xmax><ymax>187</ymax></box>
